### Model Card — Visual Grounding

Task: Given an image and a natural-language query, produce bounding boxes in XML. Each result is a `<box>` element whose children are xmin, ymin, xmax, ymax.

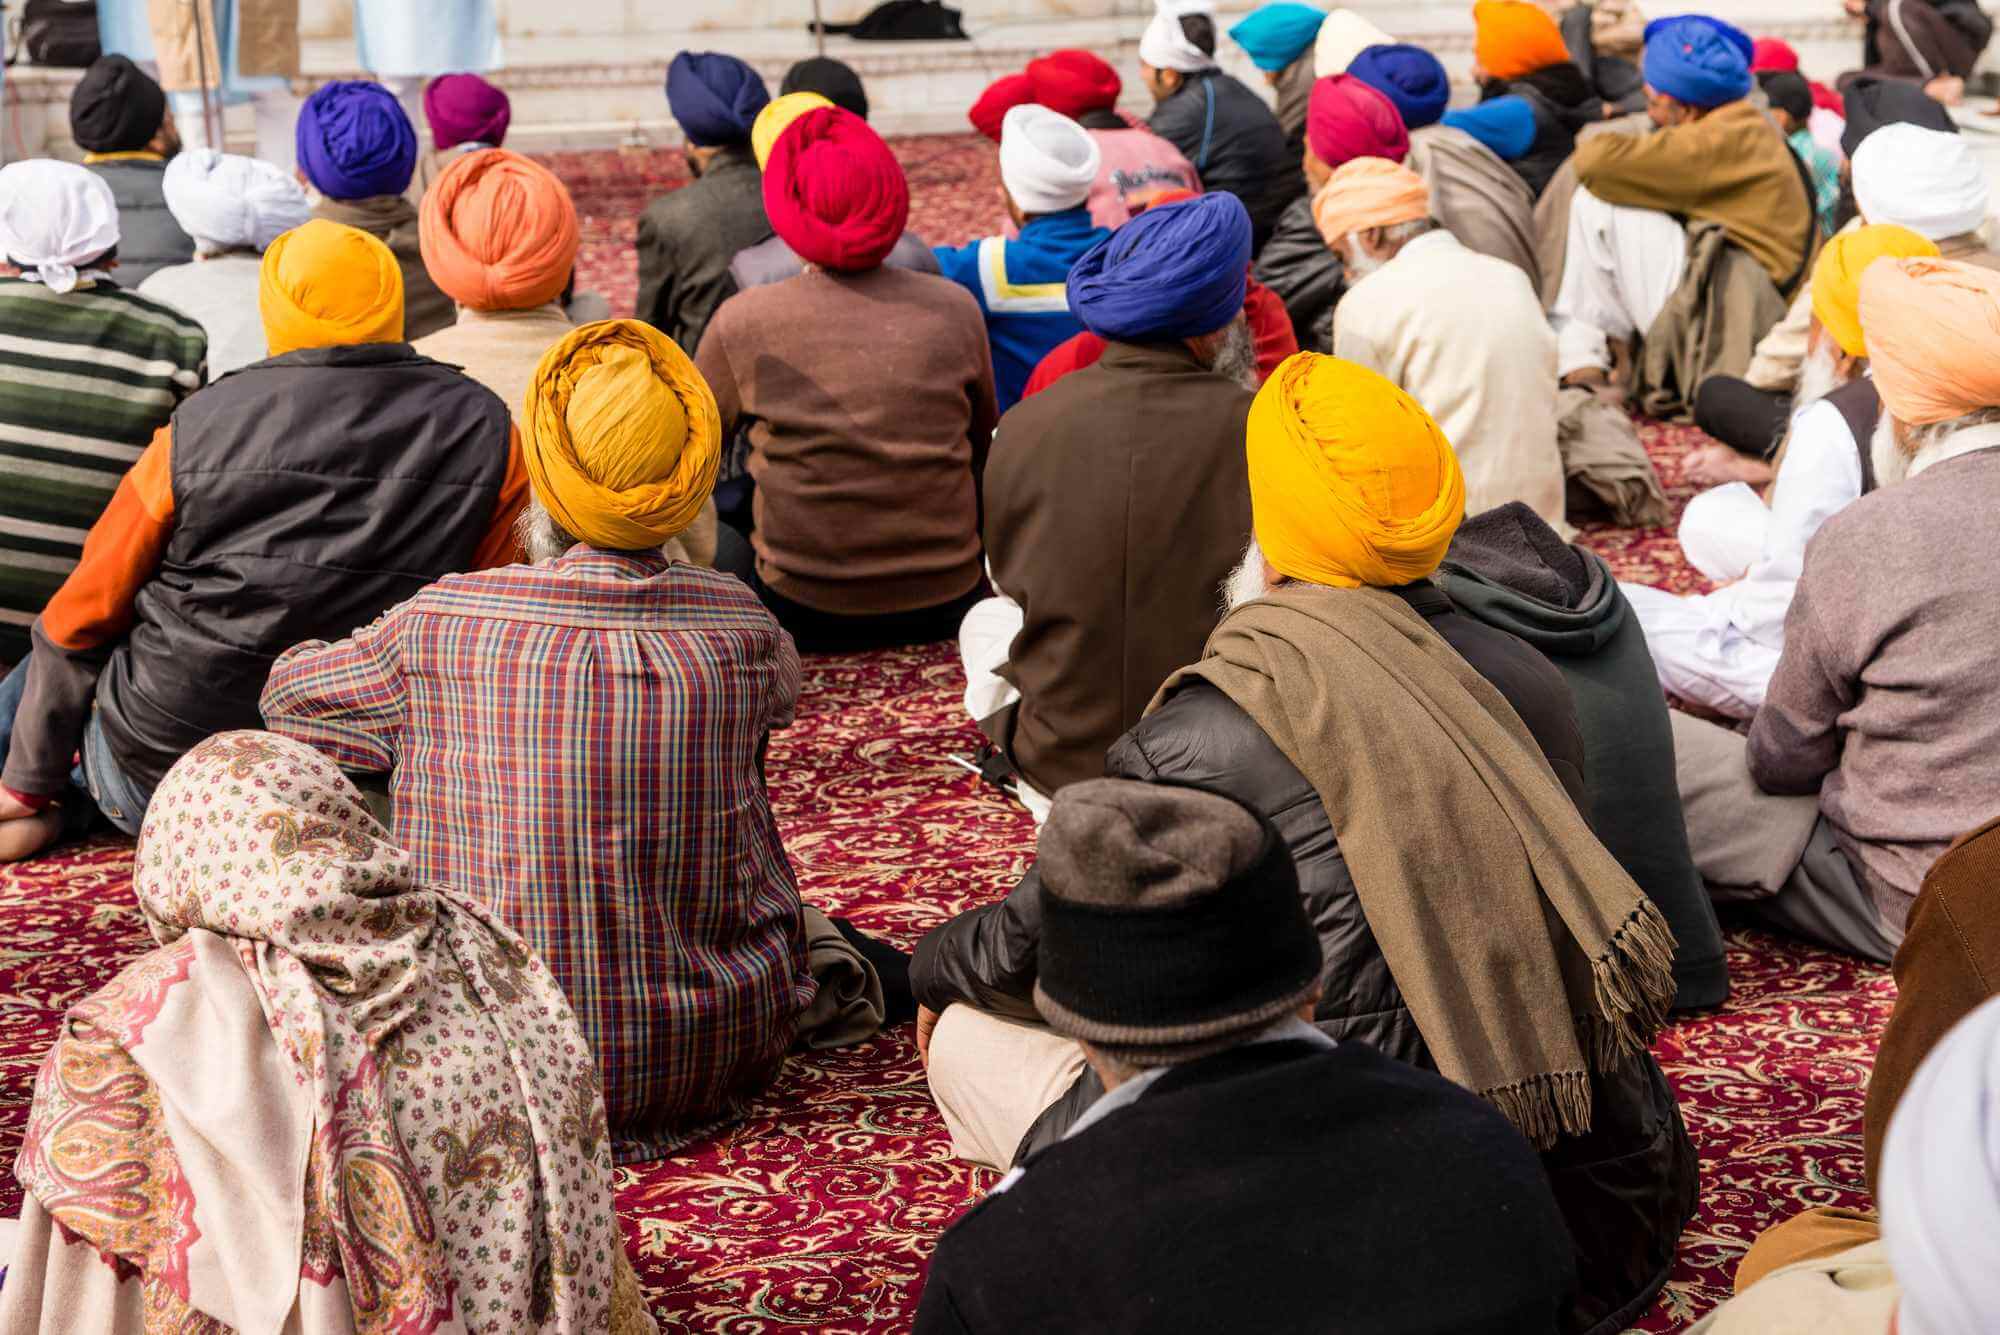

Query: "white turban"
<box><xmin>1314</xmin><ymin>8</ymin><xmax>1394</xmax><ymax>77</ymax></box>
<box><xmin>1853</xmin><ymin>124</ymin><xmax>1990</xmax><ymax>241</ymax></box>
<box><xmin>162</xmin><ymin>149</ymin><xmax>313</xmax><ymax>255</ymax></box>
<box><xmin>0</xmin><ymin>159</ymin><xmax>119</xmax><ymax>294</ymax></box>
<box><xmin>1881</xmin><ymin>992</ymin><xmax>2000</xmax><ymax>1335</ymax></box>
<box><xmin>1139</xmin><ymin>0</ymin><xmax>1218</xmax><ymax>74</ymax></box>
<box><xmin>999</xmin><ymin>104</ymin><xmax>1103</xmax><ymax>215</ymax></box>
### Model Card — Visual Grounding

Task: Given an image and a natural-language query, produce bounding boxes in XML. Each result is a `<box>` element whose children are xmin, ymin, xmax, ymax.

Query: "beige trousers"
<box><xmin>927</xmin><ymin>1006</ymin><xmax>1086</xmax><ymax>1171</ymax></box>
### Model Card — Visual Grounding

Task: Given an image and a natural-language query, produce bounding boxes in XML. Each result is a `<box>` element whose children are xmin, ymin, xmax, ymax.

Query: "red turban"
<box><xmin>970</xmin><ymin>73</ymin><xmax>1033</xmax><ymax>142</ymax></box>
<box><xmin>1026</xmin><ymin>50</ymin><xmax>1121</xmax><ymax>118</ymax></box>
<box><xmin>763</xmin><ymin>106</ymin><xmax>910</xmax><ymax>272</ymax></box>
<box><xmin>1750</xmin><ymin>37</ymin><xmax>1798</xmax><ymax>72</ymax></box>
<box><xmin>1306</xmin><ymin>74</ymin><xmax>1408</xmax><ymax>171</ymax></box>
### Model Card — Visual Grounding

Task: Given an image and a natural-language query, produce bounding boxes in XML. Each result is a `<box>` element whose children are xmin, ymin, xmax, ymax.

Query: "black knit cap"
<box><xmin>70</xmin><ymin>55</ymin><xmax>168</xmax><ymax>154</ymax></box>
<box><xmin>1841</xmin><ymin>75</ymin><xmax>1956</xmax><ymax>159</ymax></box>
<box><xmin>1034</xmin><ymin>779</ymin><xmax>1324</xmax><ymax>1066</ymax></box>
<box><xmin>1757</xmin><ymin>70</ymin><xmax>1812</xmax><ymax>126</ymax></box>
<box><xmin>781</xmin><ymin>56</ymin><xmax>869</xmax><ymax>119</ymax></box>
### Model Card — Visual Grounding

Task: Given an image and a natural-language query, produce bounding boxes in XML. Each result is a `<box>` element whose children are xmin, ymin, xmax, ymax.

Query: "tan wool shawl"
<box><xmin>1151</xmin><ymin>583</ymin><xmax>1676</xmax><ymax>1147</ymax></box>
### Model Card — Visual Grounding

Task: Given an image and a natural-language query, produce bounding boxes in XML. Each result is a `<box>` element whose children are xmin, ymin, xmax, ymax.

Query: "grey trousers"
<box><xmin>1670</xmin><ymin>711</ymin><xmax>1900</xmax><ymax>965</ymax></box>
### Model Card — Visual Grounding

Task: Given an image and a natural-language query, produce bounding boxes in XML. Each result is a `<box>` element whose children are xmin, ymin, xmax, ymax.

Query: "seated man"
<box><xmin>960</xmin><ymin>193</ymin><xmax>1257</xmax><ymax>818</ymax></box>
<box><xmin>1320</xmin><ymin>156</ymin><xmax>1566</xmax><ymax>530</ymax></box>
<box><xmin>1672</xmin><ymin>257</ymin><xmax>2000</xmax><ymax>964</ymax></box>
<box><xmin>699</xmin><ymin>107</ymin><xmax>996</xmax><ymax>650</ymax></box>
<box><xmin>1626</xmin><ymin>225</ymin><xmax>1938</xmax><ymax>719</ymax></box>
<box><xmin>1229</xmin><ymin>2</ymin><xmax>1330</xmax><ymax>157</ymax></box>
<box><xmin>935</xmin><ymin>104</ymin><xmax>1107</xmax><ymax>412</ymax></box>
<box><xmin>1023</xmin><ymin>50</ymin><xmax>1200</xmax><ymax>230</ymax></box>
<box><xmin>1553</xmin><ymin>15</ymin><xmax>1814</xmax><ymax>413</ymax></box>
<box><xmin>1842</xmin><ymin>0</ymin><xmax>1990</xmax><ymax>100</ymax></box>
<box><xmin>410</xmin><ymin>70</ymin><xmax>510</xmax><ymax>202</ymax></box>
<box><xmin>0</xmin><ymin>161</ymin><xmax>206</xmax><ymax>668</ymax></box>
<box><xmin>262</xmin><ymin>320</ymin><xmax>814</xmax><ymax>1159</ymax></box>
<box><xmin>1472</xmin><ymin>0</ymin><xmax>1604</xmax><ymax>198</ymax></box>
<box><xmin>0</xmin><ymin>219</ymin><xmax>522</xmax><ymax>857</ymax></box>
<box><xmin>68</xmin><ymin>55</ymin><xmax>193</xmax><ymax>287</ymax></box>
<box><xmin>915</xmin><ymin>780</ymin><xmax>1578</xmax><ymax>1335</ymax></box>
<box><xmin>1760</xmin><ymin>70</ymin><xmax>1841</xmax><ymax>239</ymax></box>
<box><xmin>921</xmin><ymin>354</ymin><xmax>1696</xmax><ymax>1333</ymax></box>
<box><xmin>298</xmin><ymin>80</ymin><xmax>455</xmax><ymax>340</ymax></box>
<box><xmin>637</xmin><ymin>51</ymin><xmax>772</xmax><ymax>355</ymax></box>
<box><xmin>781</xmin><ymin>54</ymin><xmax>868</xmax><ymax>115</ymax></box>
<box><xmin>141</xmin><ymin>149</ymin><xmax>312</xmax><ymax>376</ymax></box>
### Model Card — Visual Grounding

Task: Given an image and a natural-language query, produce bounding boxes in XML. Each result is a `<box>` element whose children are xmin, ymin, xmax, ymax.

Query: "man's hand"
<box><xmin>916</xmin><ymin>1004</ymin><xmax>944</xmax><ymax>1069</ymax></box>
<box><xmin>1925</xmin><ymin>74</ymin><xmax>1967</xmax><ymax>107</ymax></box>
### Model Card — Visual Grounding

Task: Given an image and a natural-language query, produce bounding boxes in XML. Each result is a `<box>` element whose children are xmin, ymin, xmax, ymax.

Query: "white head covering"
<box><xmin>0</xmin><ymin>159</ymin><xmax>119</xmax><ymax>294</ymax></box>
<box><xmin>1139</xmin><ymin>0</ymin><xmax>1218</xmax><ymax>74</ymax></box>
<box><xmin>1314</xmin><ymin>8</ymin><xmax>1394</xmax><ymax>77</ymax></box>
<box><xmin>1881</xmin><ymin>993</ymin><xmax>2000</xmax><ymax>1335</ymax></box>
<box><xmin>162</xmin><ymin>149</ymin><xmax>312</xmax><ymax>256</ymax></box>
<box><xmin>999</xmin><ymin>104</ymin><xmax>1103</xmax><ymax>215</ymax></box>
<box><xmin>1853</xmin><ymin>124</ymin><xmax>1990</xmax><ymax>241</ymax></box>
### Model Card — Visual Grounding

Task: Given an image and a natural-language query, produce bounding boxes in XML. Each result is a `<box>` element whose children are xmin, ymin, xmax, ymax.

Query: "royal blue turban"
<box><xmin>296</xmin><ymin>80</ymin><xmax>417</xmax><ymax>200</ymax></box>
<box><xmin>667</xmin><ymin>51</ymin><xmax>771</xmax><ymax>148</ymax></box>
<box><xmin>1068</xmin><ymin>192</ymin><xmax>1252</xmax><ymax>342</ymax></box>
<box><xmin>1228</xmin><ymin>3</ymin><xmax>1328</xmax><ymax>72</ymax></box>
<box><xmin>1442</xmin><ymin>96</ymin><xmax>1538</xmax><ymax>160</ymax></box>
<box><xmin>1642</xmin><ymin>15</ymin><xmax>1753</xmax><ymax>109</ymax></box>
<box><xmin>1348</xmin><ymin>44</ymin><xmax>1450</xmax><ymax>130</ymax></box>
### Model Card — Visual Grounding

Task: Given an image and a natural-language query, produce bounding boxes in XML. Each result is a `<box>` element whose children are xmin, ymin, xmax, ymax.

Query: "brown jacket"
<box><xmin>1863</xmin><ymin>814</ymin><xmax>2000</xmax><ymax>1190</ymax></box>
<box><xmin>1572</xmin><ymin>99</ymin><xmax>1815</xmax><ymax>289</ymax></box>
<box><xmin>1635</xmin><ymin>220</ymin><xmax>1789</xmax><ymax>420</ymax></box>
<box><xmin>985</xmin><ymin>342</ymin><xmax>1253</xmax><ymax>795</ymax></box>
<box><xmin>312</xmin><ymin>195</ymin><xmax>456</xmax><ymax>343</ymax></box>
<box><xmin>146</xmin><ymin>0</ymin><xmax>297</xmax><ymax>91</ymax></box>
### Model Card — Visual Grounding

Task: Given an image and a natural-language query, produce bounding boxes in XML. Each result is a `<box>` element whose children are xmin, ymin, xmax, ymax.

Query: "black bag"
<box><xmin>15</xmin><ymin>0</ymin><xmax>102</xmax><ymax>67</ymax></box>
<box><xmin>809</xmin><ymin>0</ymin><xmax>966</xmax><ymax>41</ymax></box>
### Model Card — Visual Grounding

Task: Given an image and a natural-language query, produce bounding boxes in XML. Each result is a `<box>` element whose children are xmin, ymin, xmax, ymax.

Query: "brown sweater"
<box><xmin>696</xmin><ymin>266</ymin><xmax>996</xmax><ymax>614</ymax></box>
<box><xmin>1572</xmin><ymin>99</ymin><xmax>1814</xmax><ymax>288</ymax></box>
<box><xmin>1749</xmin><ymin>444</ymin><xmax>2000</xmax><ymax>926</ymax></box>
<box><xmin>985</xmin><ymin>342</ymin><xmax>1253</xmax><ymax>795</ymax></box>
<box><xmin>312</xmin><ymin>195</ymin><xmax>455</xmax><ymax>342</ymax></box>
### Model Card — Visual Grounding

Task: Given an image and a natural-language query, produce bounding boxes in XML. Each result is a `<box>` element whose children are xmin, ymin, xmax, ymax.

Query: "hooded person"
<box><xmin>1553</xmin><ymin>14</ymin><xmax>1812</xmax><ymax>414</ymax></box>
<box><xmin>297</xmin><ymin>80</ymin><xmax>454</xmax><ymax>341</ymax></box>
<box><xmin>1319</xmin><ymin>156</ymin><xmax>1566</xmax><ymax>530</ymax></box>
<box><xmin>1472</xmin><ymin>0</ymin><xmax>1602</xmax><ymax>198</ymax></box>
<box><xmin>935</xmin><ymin>104</ymin><xmax>1110</xmax><ymax>412</ymax></box>
<box><xmin>956</xmin><ymin>193</ymin><xmax>1258</xmax><ymax>818</ymax></box>
<box><xmin>636</xmin><ymin>51</ymin><xmax>774</xmax><ymax>355</ymax></box>
<box><xmin>1230</xmin><ymin>1</ymin><xmax>1330</xmax><ymax>157</ymax></box>
<box><xmin>68</xmin><ymin>54</ymin><xmax>194</xmax><ymax>287</ymax></box>
<box><xmin>1011</xmin><ymin>49</ymin><xmax>1201</xmax><ymax>231</ymax></box>
<box><xmin>137</xmin><ymin>149</ymin><xmax>311</xmax><ymax>375</ymax></box>
<box><xmin>0</xmin><ymin>160</ymin><xmax>206</xmax><ymax>676</ymax></box>
<box><xmin>0</xmin><ymin>216</ymin><xmax>525</xmax><ymax>861</ymax></box>
<box><xmin>922</xmin><ymin>352</ymin><xmax>1697</xmax><ymax>1332</ymax></box>
<box><xmin>782</xmin><ymin>54</ymin><xmax>869</xmax><ymax>118</ymax></box>
<box><xmin>410</xmin><ymin>70</ymin><xmax>511</xmax><ymax>203</ymax></box>
<box><xmin>1140</xmin><ymin>0</ymin><xmax>1301</xmax><ymax>248</ymax></box>
<box><xmin>699</xmin><ymin>106</ymin><xmax>996</xmax><ymax>650</ymax></box>
<box><xmin>262</xmin><ymin>319</ymin><xmax>829</xmax><ymax>1158</ymax></box>
<box><xmin>914</xmin><ymin>779</ymin><xmax>1579</xmax><ymax>1335</ymax></box>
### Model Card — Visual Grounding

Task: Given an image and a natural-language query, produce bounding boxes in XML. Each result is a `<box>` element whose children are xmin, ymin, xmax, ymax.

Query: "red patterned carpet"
<box><xmin>0</xmin><ymin>139</ymin><xmax>1891</xmax><ymax>1332</ymax></box>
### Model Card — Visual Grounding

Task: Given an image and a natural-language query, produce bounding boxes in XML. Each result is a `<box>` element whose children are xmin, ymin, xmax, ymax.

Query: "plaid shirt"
<box><xmin>262</xmin><ymin>548</ymin><xmax>813</xmax><ymax>1156</ymax></box>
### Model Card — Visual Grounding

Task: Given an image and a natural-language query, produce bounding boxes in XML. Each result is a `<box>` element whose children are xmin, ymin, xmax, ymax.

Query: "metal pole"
<box><xmin>189</xmin><ymin>0</ymin><xmax>220</xmax><ymax>150</ymax></box>
<box><xmin>814</xmin><ymin>0</ymin><xmax>826</xmax><ymax>57</ymax></box>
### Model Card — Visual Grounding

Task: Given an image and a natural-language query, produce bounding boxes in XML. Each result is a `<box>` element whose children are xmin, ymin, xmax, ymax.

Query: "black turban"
<box><xmin>1841</xmin><ymin>75</ymin><xmax>1956</xmax><ymax>159</ymax></box>
<box><xmin>69</xmin><ymin>54</ymin><xmax>167</xmax><ymax>154</ymax></box>
<box><xmin>781</xmin><ymin>57</ymin><xmax>869</xmax><ymax>120</ymax></box>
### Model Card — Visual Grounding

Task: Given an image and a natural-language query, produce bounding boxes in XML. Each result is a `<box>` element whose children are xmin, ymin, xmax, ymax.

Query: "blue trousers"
<box><xmin>0</xmin><ymin>663</ymin><xmax>154</xmax><ymax>838</ymax></box>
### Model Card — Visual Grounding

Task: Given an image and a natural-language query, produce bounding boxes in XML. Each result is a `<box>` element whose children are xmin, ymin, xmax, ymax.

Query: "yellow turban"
<box><xmin>1810</xmin><ymin>224</ymin><xmax>1938</xmax><ymax>359</ymax></box>
<box><xmin>1860</xmin><ymin>257</ymin><xmax>2000</xmax><ymax>427</ymax></box>
<box><xmin>1247</xmin><ymin>352</ymin><xmax>1466</xmax><ymax>588</ymax></box>
<box><xmin>1313</xmin><ymin>157</ymin><xmax>1431</xmax><ymax>247</ymax></box>
<box><xmin>753</xmin><ymin>91</ymin><xmax>835</xmax><ymax>169</ymax></box>
<box><xmin>523</xmin><ymin>319</ymin><xmax>720</xmax><ymax>548</ymax></box>
<box><xmin>258</xmin><ymin>218</ymin><xmax>403</xmax><ymax>356</ymax></box>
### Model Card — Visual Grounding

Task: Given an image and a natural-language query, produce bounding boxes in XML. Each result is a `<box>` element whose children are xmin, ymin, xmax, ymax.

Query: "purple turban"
<box><xmin>666</xmin><ymin>52</ymin><xmax>771</xmax><ymax>148</ymax></box>
<box><xmin>297</xmin><ymin>80</ymin><xmax>418</xmax><ymax>200</ymax></box>
<box><xmin>424</xmin><ymin>72</ymin><xmax>511</xmax><ymax>152</ymax></box>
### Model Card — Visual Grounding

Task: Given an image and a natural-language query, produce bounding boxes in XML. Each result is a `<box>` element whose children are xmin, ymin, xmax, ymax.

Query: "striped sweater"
<box><xmin>0</xmin><ymin>277</ymin><xmax>206</xmax><ymax>665</ymax></box>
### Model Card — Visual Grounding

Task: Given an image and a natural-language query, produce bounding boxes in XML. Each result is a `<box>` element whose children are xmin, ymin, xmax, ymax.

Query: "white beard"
<box><xmin>1208</xmin><ymin>315</ymin><xmax>1260</xmax><ymax>392</ymax></box>
<box><xmin>1870</xmin><ymin>409</ymin><xmax>1914</xmax><ymax>490</ymax></box>
<box><xmin>1793</xmin><ymin>338</ymin><xmax>1845</xmax><ymax>412</ymax></box>
<box><xmin>1223</xmin><ymin>536</ymin><xmax>1272</xmax><ymax>614</ymax></box>
<box><xmin>1340</xmin><ymin>239</ymin><xmax>1384</xmax><ymax>282</ymax></box>
<box><xmin>517</xmin><ymin>499</ymin><xmax>576</xmax><ymax>565</ymax></box>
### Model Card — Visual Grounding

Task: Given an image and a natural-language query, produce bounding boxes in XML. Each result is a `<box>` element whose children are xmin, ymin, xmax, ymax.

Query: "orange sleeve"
<box><xmin>470</xmin><ymin>422</ymin><xmax>530</xmax><ymax>571</ymax></box>
<box><xmin>42</xmin><ymin>427</ymin><xmax>176</xmax><ymax>652</ymax></box>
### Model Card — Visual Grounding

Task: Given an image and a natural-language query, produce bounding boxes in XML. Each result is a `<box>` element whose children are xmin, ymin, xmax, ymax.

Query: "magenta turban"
<box><xmin>423</xmin><ymin>72</ymin><xmax>510</xmax><ymax>152</ymax></box>
<box><xmin>1306</xmin><ymin>73</ymin><xmax>1409</xmax><ymax>169</ymax></box>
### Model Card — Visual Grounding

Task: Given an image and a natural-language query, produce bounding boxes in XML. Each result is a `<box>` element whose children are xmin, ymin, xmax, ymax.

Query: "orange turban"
<box><xmin>1313</xmin><ymin>156</ymin><xmax>1431</xmax><ymax>245</ymax></box>
<box><xmin>1860</xmin><ymin>257</ymin><xmax>2000</xmax><ymax>426</ymax></box>
<box><xmin>418</xmin><ymin>148</ymin><xmax>579</xmax><ymax>312</ymax></box>
<box><xmin>1474</xmin><ymin>0</ymin><xmax>1571</xmax><ymax>80</ymax></box>
<box><xmin>1247</xmin><ymin>353</ymin><xmax>1465</xmax><ymax>588</ymax></box>
<box><xmin>523</xmin><ymin>320</ymin><xmax>720</xmax><ymax>548</ymax></box>
<box><xmin>259</xmin><ymin>218</ymin><xmax>403</xmax><ymax>356</ymax></box>
<box><xmin>1810</xmin><ymin>224</ymin><xmax>1937</xmax><ymax>359</ymax></box>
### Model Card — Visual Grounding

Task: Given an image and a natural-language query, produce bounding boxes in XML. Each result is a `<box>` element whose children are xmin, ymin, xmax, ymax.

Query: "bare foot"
<box><xmin>1562</xmin><ymin>367</ymin><xmax>1627</xmax><ymax>408</ymax></box>
<box><xmin>1925</xmin><ymin>74</ymin><xmax>1966</xmax><ymax>107</ymax></box>
<box><xmin>1684</xmin><ymin>443</ymin><xmax>1775</xmax><ymax>489</ymax></box>
<box><xmin>0</xmin><ymin>809</ymin><xmax>64</xmax><ymax>863</ymax></box>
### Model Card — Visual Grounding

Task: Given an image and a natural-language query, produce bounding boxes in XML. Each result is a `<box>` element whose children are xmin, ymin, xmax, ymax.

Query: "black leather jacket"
<box><xmin>1253</xmin><ymin>194</ymin><xmax>1344</xmax><ymax>352</ymax></box>
<box><xmin>913</xmin><ymin>581</ymin><xmax>1696</xmax><ymax>1335</ymax></box>
<box><xmin>1147</xmin><ymin>69</ymin><xmax>1303</xmax><ymax>249</ymax></box>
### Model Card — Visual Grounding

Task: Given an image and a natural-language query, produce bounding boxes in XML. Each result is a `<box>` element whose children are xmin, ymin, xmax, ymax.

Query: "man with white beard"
<box><xmin>1620</xmin><ymin>224</ymin><xmax>1938</xmax><ymax>719</ymax></box>
<box><xmin>1670</xmin><ymin>255</ymin><xmax>2000</xmax><ymax>964</ymax></box>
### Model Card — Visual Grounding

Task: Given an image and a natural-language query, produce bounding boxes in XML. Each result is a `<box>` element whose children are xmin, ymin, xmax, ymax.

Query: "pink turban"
<box><xmin>1306</xmin><ymin>74</ymin><xmax>1409</xmax><ymax>170</ymax></box>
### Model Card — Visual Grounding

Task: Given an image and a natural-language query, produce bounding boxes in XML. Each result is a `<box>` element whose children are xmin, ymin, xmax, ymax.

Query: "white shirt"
<box><xmin>137</xmin><ymin>254</ymin><xmax>268</xmax><ymax>377</ymax></box>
